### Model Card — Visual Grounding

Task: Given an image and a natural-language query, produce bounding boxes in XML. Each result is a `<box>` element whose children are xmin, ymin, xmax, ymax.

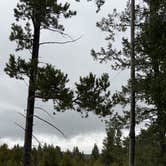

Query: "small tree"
<box><xmin>102</xmin><ymin>115</ymin><xmax>127</xmax><ymax>166</ymax></box>
<box><xmin>92</xmin><ymin>144</ymin><xmax>100</xmax><ymax>160</ymax></box>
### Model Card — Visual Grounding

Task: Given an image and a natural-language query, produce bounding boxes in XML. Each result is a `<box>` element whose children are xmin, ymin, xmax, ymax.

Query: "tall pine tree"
<box><xmin>5</xmin><ymin>1</ymin><xmax>76</xmax><ymax>165</ymax></box>
<box><xmin>5</xmin><ymin>1</ymin><xmax>114</xmax><ymax>166</ymax></box>
<box><xmin>91</xmin><ymin>0</ymin><xmax>166</xmax><ymax>165</ymax></box>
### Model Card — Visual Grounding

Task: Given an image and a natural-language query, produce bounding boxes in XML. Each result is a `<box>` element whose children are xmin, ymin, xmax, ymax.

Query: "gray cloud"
<box><xmin>0</xmin><ymin>0</ymin><xmax>128</xmax><ymax>151</ymax></box>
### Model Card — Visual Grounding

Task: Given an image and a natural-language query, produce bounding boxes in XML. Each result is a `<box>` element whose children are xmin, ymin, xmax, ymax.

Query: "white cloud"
<box><xmin>0</xmin><ymin>132</ymin><xmax>106</xmax><ymax>154</ymax></box>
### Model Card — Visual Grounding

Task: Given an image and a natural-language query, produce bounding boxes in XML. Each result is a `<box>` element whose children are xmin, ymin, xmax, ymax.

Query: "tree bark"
<box><xmin>23</xmin><ymin>22</ymin><xmax>40</xmax><ymax>166</ymax></box>
<box><xmin>129</xmin><ymin>0</ymin><xmax>135</xmax><ymax>166</ymax></box>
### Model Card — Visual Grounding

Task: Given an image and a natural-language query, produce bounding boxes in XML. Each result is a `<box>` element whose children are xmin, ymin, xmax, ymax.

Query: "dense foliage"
<box><xmin>91</xmin><ymin>0</ymin><xmax>166</xmax><ymax>165</ymax></box>
<box><xmin>0</xmin><ymin>144</ymin><xmax>99</xmax><ymax>166</ymax></box>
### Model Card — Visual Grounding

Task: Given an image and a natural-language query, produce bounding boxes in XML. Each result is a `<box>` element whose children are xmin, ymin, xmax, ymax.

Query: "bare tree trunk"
<box><xmin>23</xmin><ymin>23</ymin><xmax>40</xmax><ymax>166</ymax></box>
<box><xmin>129</xmin><ymin>0</ymin><xmax>135</xmax><ymax>166</ymax></box>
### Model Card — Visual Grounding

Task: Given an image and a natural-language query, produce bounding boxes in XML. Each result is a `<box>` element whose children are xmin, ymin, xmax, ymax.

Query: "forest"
<box><xmin>0</xmin><ymin>0</ymin><xmax>166</xmax><ymax>166</ymax></box>
<box><xmin>0</xmin><ymin>124</ymin><xmax>163</xmax><ymax>166</ymax></box>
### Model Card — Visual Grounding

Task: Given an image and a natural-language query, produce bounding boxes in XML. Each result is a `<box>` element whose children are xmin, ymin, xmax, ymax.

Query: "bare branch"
<box><xmin>23</xmin><ymin>79</ymin><xmax>29</xmax><ymax>87</ymax></box>
<box><xmin>34</xmin><ymin>114</ymin><xmax>66</xmax><ymax>138</ymax></box>
<box><xmin>43</xmin><ymin>27</ymin><xmax>74</xmax><ymax>40</ymax></box>
<box><xmin>17</xmin><ymin>112</ymin><xmax>26</xmax><ymax>118</ymax></box>
<box><xmin>39</xmin><ymin>35</ymin><xmax>83</xmax><ymax>46</ymax></box>
<box><xmin>35</xmin><ymin>106</ymin><xmax>55</xmax><ymax>119</ymax></box>
<box><xmin>28</xmin><ymin>49</ymin><xmax>32</xmax><ymax>55</ymax></box>
<box><xmin>38</xmin><ymin>61</ymin><xmax>48</xmax><ymax>65</ymax></box>
<box><xmin>14</xmin><ymin>122</ymin><xmax>42</xmax><ymax>146</ymax></box>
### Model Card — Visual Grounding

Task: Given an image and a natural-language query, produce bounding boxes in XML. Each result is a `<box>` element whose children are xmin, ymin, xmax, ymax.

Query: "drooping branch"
<box><xmin>39</xmin><ymin>35</ymin><xmax>82</xmax><ymax>46</ymax></box>
<box><xmin>34</xmin><ymin>114</ymin><xmax>66</xmax><ymax>138</ymax></box>
<box><xmin>17</xmin><ymin>112</ymin><xmax>26</xmax><ymax>118</ymax></box>
<box><xmin>41</xmin><ymin>27</ymin><xmax>74</xmax><ymax>40</ymax></box>
<box><xmin>23</xmin><ymin>79</ymin><xmax>29</xmax><ymax>87</ymax></box>
<box><xmin>18</xmin><ymin>111</ymin><xmax>65</xmax><ymax>137</ymax></box>
<box><xmin>14</xmin><ymin>122</ymin><xmax>41</xmax><ymax>146</ymax></box>
<box><xmin>35</xmin><ymin>106</ymin><xmax>55</xmax><ymax>119</ymax></box>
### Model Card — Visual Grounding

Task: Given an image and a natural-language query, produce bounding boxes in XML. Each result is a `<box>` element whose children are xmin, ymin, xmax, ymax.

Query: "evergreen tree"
<box><xmin>134</xmin><ymin>1</ymin><xmax>166</xmax><ymax>164</ymax></box>
<box><xmin>74</xmin><ymin>72</ymin><xmax>112</xmax><ymax>117</ymax></box>
<box><xmin>92</xmin><ymin>144</ymin><xmax>99</xmax><ymax>160</ymax></box>
<box><xmin>5</xmin><ymin>1</ymin><xmax>115</xmax><ymax>165</ymax></box>
<box><xmin>91</xmin><ymin>0</ymin><xmax>166</xmax><ymax>165</ymax></box>
<box><xmin>102</xmin><ymin>115</ymin><xmax>127</xmax><ymax>166</ymax></box>
<box><xmin>135</xmin><ymin>125</ymin><xmax>162</xmax><ymax>166</ymax></box>
<box><xmin>5</xmin><ymin>1</ymin><xmax>76</xmax><ymax>165</ymax></box>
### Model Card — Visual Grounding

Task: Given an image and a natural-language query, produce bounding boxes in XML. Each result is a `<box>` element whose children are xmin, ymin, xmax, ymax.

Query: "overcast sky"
<box><xmin>0</xmin><ymin>0</ymin><xmax>128</xmax><ymax>153</ymax></box>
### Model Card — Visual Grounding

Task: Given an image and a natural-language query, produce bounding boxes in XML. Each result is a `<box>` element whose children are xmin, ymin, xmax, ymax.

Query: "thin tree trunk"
<box><xmin>129</xmin><ymin>0</ymin><xmax>135</xmax><ymax>166</ymax></box>
<box><xmin>23</xmin><ymin>23</ymin><xmax>40</xmax><ymax>166</ymax></box>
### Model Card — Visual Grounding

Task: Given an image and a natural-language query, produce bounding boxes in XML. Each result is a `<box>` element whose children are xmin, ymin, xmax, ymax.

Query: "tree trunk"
<box><xmin>23</xmin><ymin>22</ymin><xmax>40</xmax><ymax>166</ymax></box>
<box><xmin>129</xmin><ymin>0</ymin><xmax>135</xmax><ymax>166</ymax></box>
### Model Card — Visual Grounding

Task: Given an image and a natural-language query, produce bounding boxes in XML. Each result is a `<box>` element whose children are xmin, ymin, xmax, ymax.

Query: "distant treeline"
<box><xmin>0</xmin><ymin>122</ymin><xmax>165</xmax><ymax>166</ymax></box>
<box><xmin>0</xmin><ymin>143</ymin><xmax>102</xmax><ymax>166</ymax></box>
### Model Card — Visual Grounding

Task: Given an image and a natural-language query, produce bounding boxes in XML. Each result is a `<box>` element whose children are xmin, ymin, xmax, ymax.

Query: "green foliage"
<box><xmin>12</xmin><ymin>0</ymin><xmax>76</xmax><ymax>50</ymax></box>
<box><xmin>92</xmin><ymin>0</ymin><xmax>166</xmax><ymax>124</ymax></box>
<box><xmin>0</xmin><ymin>144</ymin><xmax>100</xmax><ymax>166</ymax></box>
<box><xmin>102</xmin><ymin>117</ymin><xmax>127</xmax><ymax>166</ymax></box>
<box><xmin>5</xmin><ymin>1</ymin><xmax>114</xmax><ymax>165</ymax></box>
<box><xmin>135</xmin><ymin>126</ymin><xmax>160</xmax><ymax>166</ymax></box>
<box><xmin>5</xmin><ymin>0</ymin><xmax>77</xmax><ymax>111</ymax></box>
<box><xmin>91</xmin><ymin>144</ymin><xmax>99</xmax><ymax>160</ymax></box>
<box><xmin>92</xmin><ymin>0</ymin><xmax>166</xmax><ymax>165</ymax></box>
<box><xmin>36</xmin><ymin>64</ymin><xmax>74</xmax><ymax>110</ymax></box>
<box><xmin>75</xmin><ymin>73</ymin><xmax>112</xmax><ymax>116</ymax></box>
<box><xmin>5</xmin><ymin>55</ymin><xmax>31</xmax><ymax>79</ymax></box>
<box><xmin>5</xmin><ymin>1</ymin><xmax>77</xmax><ymax>165</ymax></box>
<box><xmin>0</xmin><ymin>125</ymin><xmax>165</xmax><ymax>166</ymax></box>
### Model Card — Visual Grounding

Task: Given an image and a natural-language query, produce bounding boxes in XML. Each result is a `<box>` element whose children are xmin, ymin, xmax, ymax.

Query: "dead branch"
<box><xmin>34</xmin><ymin>114</ymin><xmax>66</xmax><ymax>138</ymax></box>
<box><xmin>45</xmin><ymin>27</ymin><xmax>74</xmax><ymax>40</ymax></box>
<box><xmin>14</xmin><ymin>122</ymin><xmax>42</xmax><ymax>146</ymax></box>
<box><xmin>35</xmin><ymin>106</ymin><xmax>55</xmax><ymax>119</ymax></box>
<box><xmin>39</xmin><ymin>35</ymin><xmax>82</xmax><ymax>46</ymax></box>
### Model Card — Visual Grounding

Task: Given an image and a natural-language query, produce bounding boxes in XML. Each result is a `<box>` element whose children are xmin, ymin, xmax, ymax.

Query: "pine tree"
<box><xmin>102</xmin><ymin>115</ymin><xmax>127</xmax><ymax>166</ymax></box>
<box><xmin>5</xmin><ymin>1</ymin><xmax>76</xmax><ymax>165</ymax></box>
<box><xmin>134</xmin><ymin>0</ymin><xmax>166</xmax><ymax>164</ymax></box>
<box><xmin>5</xmin><ymin>1</ymin><xmax>114</xmax><ymax>165</ymax></box>
<box><xmin>91</xmin><ymin>0</ymin><xmax>166</xmax><ymax>165</ymax></box>
<box><xmin>91</xmin><ymin>0</ymin><xmax>136</xmax><ymax>165</ymax></box>
<box><xmin>92</xmin><ymin>144</ymin><xmax>99</xmax><ymax>160</ymax></box>
<box><xmin>74</xmin><ymin>73</ymin><xmax>112</xmax><ymax>117</ymax></box>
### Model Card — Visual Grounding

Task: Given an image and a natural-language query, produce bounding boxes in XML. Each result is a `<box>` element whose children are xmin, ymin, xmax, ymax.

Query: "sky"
<box><xmin>0</xmin><ymin>0</ymin><xmax>128</xmax><ymax>153</ymax></box>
